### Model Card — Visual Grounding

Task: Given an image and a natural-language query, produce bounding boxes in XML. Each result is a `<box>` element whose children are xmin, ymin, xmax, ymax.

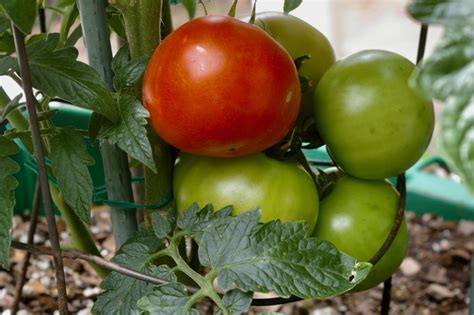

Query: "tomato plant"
<box><xmin>253</xmin><ymin>12</ymin><xmax>336</xmax><ymax>129</ymax></box>
<box><xmin>313</xmin><ymin>170</ymin><xmax>408</xmax><ymax>291</ymax></box>
<box><xmin>142</xmin><ymin>15</ymin><xmax>301</xmax><ymax>157</ymax></box>
<box><xmin>314</xmin><ymin>50</ymin><xmax>435</xmax><ymax>179</ymax></box>
<box><xmin>173</xmin><ymin>152</ymin><xmax>319</xmax><ymax>233</ymax></box>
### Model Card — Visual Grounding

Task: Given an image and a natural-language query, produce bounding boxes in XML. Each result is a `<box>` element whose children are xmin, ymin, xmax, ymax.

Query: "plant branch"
<box><xmin>10</xmin><ymin>241</ymin><xmax>186</xmax><ymax>288</ymax></box>
<box><xmin>168</xmin><ymin>239</ymin><xmax>229</xmax><ymax>314</ymax></box>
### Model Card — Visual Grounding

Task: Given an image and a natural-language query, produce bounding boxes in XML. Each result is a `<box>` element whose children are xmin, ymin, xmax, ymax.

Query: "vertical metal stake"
<box><xmin>380</xmin><ymin>277</ymin><xmax>392</xmax><ymax>315</ymax></box>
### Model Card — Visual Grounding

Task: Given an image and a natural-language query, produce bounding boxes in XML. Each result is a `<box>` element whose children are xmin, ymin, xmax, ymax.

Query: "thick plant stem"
<box><xmin>77</xmin><ymin>0</ymin><xmax>138</xmax><ymax>248</ymax></box>
<box><xmin>113</xmin><ymin>0</ymin><xmax>163</xmax><ymax>58</ymax></box>
<box><xmin>114</xmin><ymin>0</ymin><xmax>174</xmax><ymax>225</ymax></box>
<box><xmin>0</xmin><ymin>87</ymin><xmax>108</xmax><ymax>278</ymax></box>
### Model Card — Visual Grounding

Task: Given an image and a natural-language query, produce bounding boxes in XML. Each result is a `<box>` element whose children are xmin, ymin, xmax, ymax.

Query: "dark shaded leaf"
<box><xmin>99</xmin><ymin>95</ymin><xmax>156</xmax><ymax>172</ymax></box>
<box><xmin>0</xmin><ymin>136</ymin><xmax>19</xmax><ymax>156</ymax></box>
<box><xmin>152</xmin><ymin>211</ymin><xmax>171</xmax><ymax>239</ymax></box>
<box><xmin>177</xmin><ymin>203</ymin><xmax>233</xmax><ymax>242</ymax></box>
<box><xmin>93</xmin><ymin>240</ymin><xmax>174</xmax><ymax>315</ymax></box>
<box><xmin>214</xmin><ymin>289</ymin><xmax>253</xmax><ymax>315</ymax></box>
<box><xmin>283</xmin><ymin>0</ymin><xmax>302</xmax><ymax>14</ymax></box>
<box><xmin>137</xmin><ymin>282</ymin><xmax>200</xmax><ymax>315</ymax></box>
<box><xmin>112</xmin><ymin>45</ymin><xmax>148</xmax><ymax>93</ymax></box>
<box><xmin>50</xmin><ymin>128</ymin><xmax>95</xmax><ymax>224</ymax></box>
<box><xmin>0</xmin><ymin>156</ymin><xmax>19</xmax><ymax>269</ymax></box>
<box><xmin>1</xmin><ymin>0</ymin><xmax>36</xmax><ymax>34</ymax></box>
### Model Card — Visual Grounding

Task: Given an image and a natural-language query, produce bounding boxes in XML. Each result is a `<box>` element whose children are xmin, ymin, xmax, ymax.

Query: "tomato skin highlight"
<box><xmin>312</xmin><ymin>171</ymin><xmax>408</xmax><ymax>291</ymax></box>
<box><xmin>142</xmin><ymin>15</ymin><xmax>301</xmax><ymax>157</ymax></box>
<box><xmin>314</xmin><ymin>50</ymin><xmax>435</xmax><ymax>179</ymax></box>
<box><xmin>173</xmin><ymin>152</ymin><xmax>319</xmax><ymax>233</ymax></box>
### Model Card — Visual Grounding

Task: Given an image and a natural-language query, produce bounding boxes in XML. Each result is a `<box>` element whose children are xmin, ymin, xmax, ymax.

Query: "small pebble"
<box><xmin>83</xmin><ymin>287</ymin><xmax>101</xmax><ymax>298</ymax></box>
<box><xmin>400</xmin><ymin>257</ymin><xmax>421</xmax><ymax>276</ymax></box>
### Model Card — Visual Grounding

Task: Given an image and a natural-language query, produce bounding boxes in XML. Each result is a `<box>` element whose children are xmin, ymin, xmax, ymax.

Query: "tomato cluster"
<box><xmin>142</xmin><ymin>12</ymin><xmax>434</xmax><ymax>292</ymax></box>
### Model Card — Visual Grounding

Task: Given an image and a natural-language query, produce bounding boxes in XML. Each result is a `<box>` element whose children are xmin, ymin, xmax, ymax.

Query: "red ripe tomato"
<box><xmin>142</xmin><ymin>15</ymin><xmax>301</xmax><ymax>157</ymax></box>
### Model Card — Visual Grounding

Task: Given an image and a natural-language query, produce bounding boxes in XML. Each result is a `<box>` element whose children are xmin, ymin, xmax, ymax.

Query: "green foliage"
<box><xmin>94</xmin><ymin>205</ymin><xmax>371</xmax><ymax>314</ymax></box>
<box><xmin>199</xmin><ymin>210</ymin><xmax>371</xmax><ymax>299</ymax></box>
<box><xmin>0</xmin><ymin>136</ymin><xmax>19</xmax><ymax>156</ymax></box>
<box><xmin>408</xmin><ymin>0</ymin><xmax>474</xmax><ymax>193</ymax></box>
<box><xmin>215</xmin><ymin>289</ymin><xmax>253</xmax><ymax>315</ymax></box>
<box><xmin>0</xmin><ymin>94</ymin><xmax>22</xmax><ymax>121</ymax></box>
<box><xmin>49</xmin><ymin>128</ymin><xmax>95</xmax><ymax>224</ymax></box>
<box><xmin>0</xmin><ymin>156</ymin><xmax>20</xmax><ymax>269</ymax></box>
<box><xmin>283</xmin><ymin>0</ymin><xmax>303</xmax><ymax>13</ymax></box>
<box><xmin>93</xmin><ymin>230</ymin><xmax>172</xmax><ymax>315</ymax></box>
<box><xmin>111</xmin><ymin>45</ymin><xmax>148</xmax><ymax>93</ymax></box>
<box><xmin>0</xmin><ymin>0</ymin><xmax>36</xmax><ymax>34</ymax></box>
<box><xmin>98</xmin><ymin>95</ymin><xmax>157</xmax><ymax>173</ymax></box>
<box><xmin>137</xmin><ymin>283</ymin><xmax>200</xmax><ymax>315</ymax></box>
<box><xmin>2</xmin><ymin>33</ymin><xmax>118</xmax><ymax>121</ymax></box>
<box><xmin>152</xmin><ymin>212</ymin><xmax>171</xmax><ymax>239</ymax></box>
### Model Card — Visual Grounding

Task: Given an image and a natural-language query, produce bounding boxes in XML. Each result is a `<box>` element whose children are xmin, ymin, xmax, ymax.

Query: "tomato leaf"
<box><xmin>112</xmin><ymin>44</ymin><xmax>148</xmax><ymax>93</ymax></box>
<box><xmin>0</xmin><ymin>0</ymin><xmax>36</xmax><ymax>34</ymax></box>
<box><xmin>152</xmin><ymin>211</ymin><xmax>171</xmax><ymax>239</ymax></box>
<box><xmin>0</xmin><ymin>55</ymin><xmax>16</xmax><ymax>75</ymax></box>
<box><xmin>407</xmin><ymin>0</ymin><xmax>473</xmax><ymax>25</ymax></box>
<box><xmin>283</xmin><ymin>0</ymin><xmax>302</xmax><ymax>14</ymax></box>
<box><xmin>93</xmin><ymin>236</ymin><xmax>174</xmax><ymax>315</ymax></box>
<box><xmin>10</xmin><ymin>34</ymin><xmax>118</xmax><ymax>121</ymax></box>
<box><xmin>408</xmin><ymin>0</ymin><xmax>474</xmax><ymax>193</ymax></box>
<box><xmin>99</xmin><ymin>95</ymin><xmax>157</xmax><ymax>172</ymax></box>
<box><xmin>0</xmin><ymin>156</ymin><xmax>20</xmax><ymax>270</ymax></box>
<box><xmin>137</xmin><ymin>282</ymin><xmax>200</xmax><ymax>315</ymax></box>
<box><xmin>198</xmin><ymin>210</ymin><xmax>372</xmax><ymax>299</ymax></box>
<box><xmin>214</xmin><ymin>289</ymin><xmax>253</xmax><ymax>315</ymax></box>
<box><xmin>49</xmin><ymin>128</ymin><xmax>95</xmax><ymax>224</ymax></box>
<box><xmin>177</xmin><ymin>203</ymin><xmax>233</xmax><ymax>242</ymax></box>
<box><xmin>0</xmin><ymin>94</ymin><xmax>23</xmax><ymax>122</ymax></box>
<box><xmin>0</xmin><ymin>136</ymin><xmax>19</xmax><ymax>156</ymax></box>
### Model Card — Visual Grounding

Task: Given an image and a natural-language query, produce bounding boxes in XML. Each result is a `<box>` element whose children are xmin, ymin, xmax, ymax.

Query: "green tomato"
<box><xmin>173</xmin><ymin>152</ymin><xmax>319</xmax><ymax>233</ymax></box>
<box><xmin>314</xmin><ymin>50</ymin><xmax>435</xmax><ymax>179</ymax></box>
<box><xmin>312</xmin><ymin>171</ymin><xmax>408</xmax><ymax>291</ymax></box>
<box><xmin>253</xmin><ymin>12</ymin><xmax>336</xmax><ymax>128</ymax></box>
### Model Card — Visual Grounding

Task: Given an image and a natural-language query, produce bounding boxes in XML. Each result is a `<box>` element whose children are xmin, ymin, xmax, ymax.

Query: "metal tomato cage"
<box><xmin>6</xmin><ymin>4</ymin><xmax>431</xmax><ymax>314</ymax></box>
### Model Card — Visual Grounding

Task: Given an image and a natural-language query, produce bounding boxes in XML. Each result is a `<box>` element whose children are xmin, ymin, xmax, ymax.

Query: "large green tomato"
<box><xmin>312</xmin><ymin>171</ymin><xmax>408</xmax><ymax>291</ymax></box>
<box><xmin>174</xmin><ymin>152</ymin><xmax>319</xmax><ymax>233</ymax></box>
<box><xmin>314</xmin><ymin>50</ymin><xmax>435</xmax><ymax>179</ymax></box>
<box><xmin>253</xmin><ymin>12</ymin><xmax>336</xmax><ymax>127</ymax></box>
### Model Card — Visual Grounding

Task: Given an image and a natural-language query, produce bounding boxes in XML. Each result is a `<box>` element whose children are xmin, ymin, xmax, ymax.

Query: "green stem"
<box><xmin>113</xmin><ymin>0</ymin><xmax>174</xmax><ymax>225</ymax></box>
<box><xmin>0</xmin><ymin>87</ymin><xmax>108</xmax><ymax>278</ymax></box>
<box><xmin>113</xmin><ymin>0</ymin><xmax>163</xmax><ymax>58</ymax></box>
<box><xmin>50</xmin><ymin>187</ymin><xmax>109</xmax><ymax>277</ymax></box>
<box><xmin>168</xmin><ymin>238</ymin><xmax>229</xmax><ymax>314</ymax></box>
<box><xmin>161</xmin><ymin>0</ymin><xmax>173</xmax><ymax>39</ymax></box>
